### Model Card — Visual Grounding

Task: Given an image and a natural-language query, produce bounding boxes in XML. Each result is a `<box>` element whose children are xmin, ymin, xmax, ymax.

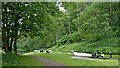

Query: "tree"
<box><xmin>2</xmin><ymin>2</ymin><xmax>59</xmax><ymax>54</ymax></box>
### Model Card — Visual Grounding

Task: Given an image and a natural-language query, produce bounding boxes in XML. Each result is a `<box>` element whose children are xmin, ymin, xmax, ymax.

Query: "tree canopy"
<box><xmin>2</xmin><ymin>2</ymin><xmax>120</xmax><ymax>54</ymax></box>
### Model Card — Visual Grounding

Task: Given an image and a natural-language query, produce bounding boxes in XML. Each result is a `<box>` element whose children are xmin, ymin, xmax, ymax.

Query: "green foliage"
<box><xmin>49</xmin><ymin>2</ymin><xmax>119</xmax><ymax>54</ymax></box>
<box><xmin>50</xmin><ymin>37</ymin><xmax>118</xmax><ymax>54</ymax></box>
<box><xmin>17</xmin><ymin>36</ymin><xmax>43</xmax><ymax>52</ymax></box>
<box><xmin>9</xmin><ymin>2</ymin><xmax>119</xmax><ymax>55</ymax></box>
<box><xmin>2</xmin><ymin>54</ymin><xmax>43</xmax><ymax>66</ymax></box>
<box><xmin>2</xmin><ymin>2</ymin><xmax>119</xmax><ymax>67</ymax></box>
<box><xmin>2</xmin><ymin>54</ymin><xmax>20</xmax><ymax>66</ymax></box>
<box><xmin>2</xmin><ymin>2</ymin><xmax>60</xmax><ymax>54</ymax></box>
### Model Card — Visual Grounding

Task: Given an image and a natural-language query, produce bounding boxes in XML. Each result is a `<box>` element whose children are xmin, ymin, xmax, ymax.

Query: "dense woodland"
<box><xmin>2</xmin><ymin>2</ymin><xmax>120</xmax><ymax>55</ymax></box>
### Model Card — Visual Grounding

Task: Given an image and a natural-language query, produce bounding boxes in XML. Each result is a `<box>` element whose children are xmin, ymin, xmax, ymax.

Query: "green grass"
<box><xmin>28</xmin><ymin>52</ymin><xmax>118</xmax><ymax>66</ymax></box>
<box><xmin>23</xmin><ymin>52</ymin><xmax>36</xmax><ymax>55</ymax></box>
<box><xmin>2</xmin><ymin>54</ymin><xmax>43</xmax><ymax>66</ymax></box>
<box><xmin>18</xmin><ymin>55</ymin><xmax>43</xmax><ymax>66</ymax></box>
<box><xmin>104</xmin><ymin>55</ymin><xmax>119</xmax><ymax>59</ymax></box>
<box><xmin>51</xmin><ymin>51</ymin><xmax>119</xmax><ymax>59</ymax></box>
<box><xmin>2</xmin><ymin>54</ymin><xmax>20</xmax><ymax>66</ymax></box>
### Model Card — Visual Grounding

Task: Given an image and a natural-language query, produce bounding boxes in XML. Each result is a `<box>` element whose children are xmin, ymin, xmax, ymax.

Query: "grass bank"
<box><xmin>49</xmin><ymin>39</ymin><xmax>118</xmax><ymax>55</ymax></box>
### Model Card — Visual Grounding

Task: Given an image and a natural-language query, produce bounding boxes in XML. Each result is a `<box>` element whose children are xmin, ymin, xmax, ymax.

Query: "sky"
<box><xmin>56</xmin><ymin>2</ymin><xmax>66</xmax><ymax>12</ymax></box>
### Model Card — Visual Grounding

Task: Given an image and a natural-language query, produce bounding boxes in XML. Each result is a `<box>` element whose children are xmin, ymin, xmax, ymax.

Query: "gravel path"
<box><xmin>71</xmin><ymin>56</ymin><xmax>97</xmax><ymax>60</ymax></box>
<box><xmin>28</xmin><ymin>55</ymin><xmax>69</xmax><ymax>68</ymax></box>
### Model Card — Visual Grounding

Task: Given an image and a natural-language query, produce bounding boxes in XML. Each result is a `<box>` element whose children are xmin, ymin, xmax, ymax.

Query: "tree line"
<box><xmin>2</xmin><ymin>2</ymin><xmax>120</xmax><ymax>54</ymax></box>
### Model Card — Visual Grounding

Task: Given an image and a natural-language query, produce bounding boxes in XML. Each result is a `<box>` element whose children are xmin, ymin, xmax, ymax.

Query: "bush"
<box><xmin>2</xmin><ymin>54</ymin><xmax>20</xmax><ymax>66</ymax></box>
<box><xmin>50</xmin><ymin>37</ymin><xmax>118</xmax><ymax>54</ymax></box>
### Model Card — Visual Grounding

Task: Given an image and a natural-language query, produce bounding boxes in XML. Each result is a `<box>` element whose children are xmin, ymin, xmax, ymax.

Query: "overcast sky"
<box><xmin>56</xmin><ymin>2</ymin><xmax>65</xmax><ymax>12</ymax></box>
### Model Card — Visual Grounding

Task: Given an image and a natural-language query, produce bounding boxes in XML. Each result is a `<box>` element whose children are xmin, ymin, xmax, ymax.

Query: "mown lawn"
<box><xmin>54</xmin><ymin>51</ymin><xmax>119</xmax><ymax>59</ymax></box>
<box><xmin>104</xmin><ymin>55</ymin><xmax>119</xmax><ymax>59</ymax></box>
<box><xmin>29</xmin><ymin>52</ymin><xmax>118</xmax><ymax>66</ymax></box>
<box><xmin>18</xmin><ymin>55</ymin><xmax>43</xmax><ymax>66</ymax></box>
<box><xmin>2</xmin><ymin>54</ymin><xmax>43</xmax><ymax>67</ymax></box>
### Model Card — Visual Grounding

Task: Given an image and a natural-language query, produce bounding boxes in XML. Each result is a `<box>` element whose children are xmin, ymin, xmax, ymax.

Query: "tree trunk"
<box><xmin>105</xmin><ymin>17</ymin><xmax>110</xmax><ymax>26</ymax></box>
<box><xmin>2</xmin><ymin>26</ymin><xmax>9</xmax><ymax>53</ymax></box>
<box><xmin>9</xmin><ymin>38</ymin><xmax>13</xmax><ymax>53</ymax></box>
<box><xmin>14</xmin><ymin>38</ymin><xmax>17</xmax><ymax>54</ymax></box>
<box><xmin>56</xmin><ymin>34</ymin><xmax>58</xmax><ymax>45</ymax></box>
<box><xmin>78</xmin><ymin>22</ymin><xmax>79</xmax><ymax>32</ymax></box>
<box><xmin>14</xmin><ymin>21</ymin><xmax>19</xmax><ymax>54</ymax></box>
<box><xmin>68</xmin><ymin>21</ymin><xmax>71</xmax><ymax>34</ymax></box>
<box><xmin>14</xmin><ymin>29</ymin><xmax>18</xmax><ymax>54</ymax></box>
<box><xmin>7</xmin><ymin>29</ymin><xmax>10</xmax><ymax>52</ymax></box>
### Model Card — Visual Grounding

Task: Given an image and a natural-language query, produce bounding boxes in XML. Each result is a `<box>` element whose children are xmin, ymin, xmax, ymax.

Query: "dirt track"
<box><xmin>28</xmin><ymin>55</ymin><xmax>69</xmax><ymax>68</ymax></box>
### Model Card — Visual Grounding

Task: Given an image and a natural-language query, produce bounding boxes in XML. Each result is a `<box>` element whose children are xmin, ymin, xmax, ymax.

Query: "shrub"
<box><xmin>2</xmin><ymin>54</ymin><xmax>20</xmax><ymax>66</ymax></box>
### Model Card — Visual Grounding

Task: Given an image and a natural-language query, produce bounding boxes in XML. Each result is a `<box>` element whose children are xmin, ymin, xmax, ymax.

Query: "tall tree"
<box><xmin>2</xmin><ymin>2</ymin><xmax>59</xmax><ymax>54</ymax></box>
